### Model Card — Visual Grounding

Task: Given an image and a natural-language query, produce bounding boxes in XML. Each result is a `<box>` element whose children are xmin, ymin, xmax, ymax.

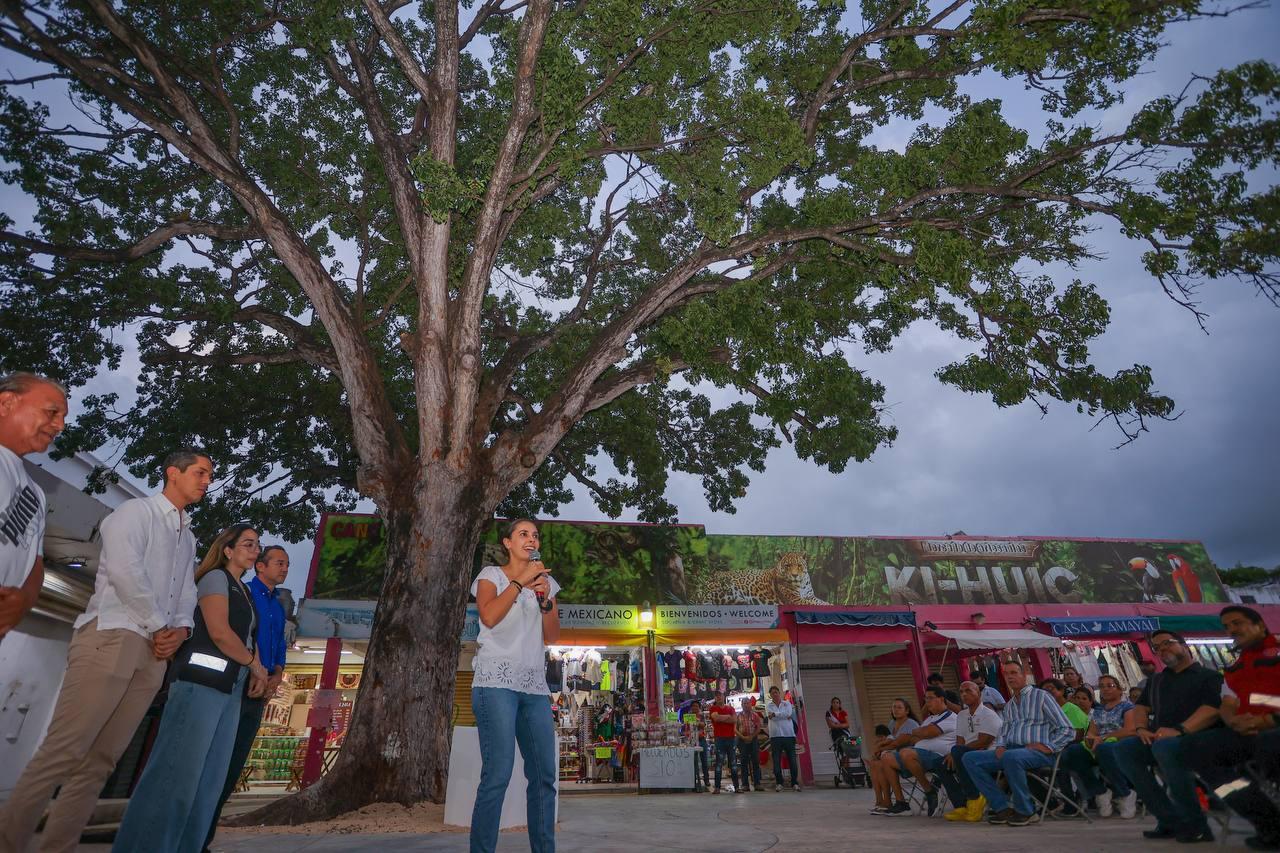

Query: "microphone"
<box><xmin>529</xmin><ymin>548</ymin><xmax>552</xmax><ymax>611</ymax></box>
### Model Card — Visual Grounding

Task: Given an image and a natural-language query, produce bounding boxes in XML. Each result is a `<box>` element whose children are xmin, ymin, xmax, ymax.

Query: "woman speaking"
<box><xmin>470</xmin><ymin>518</ymin><xmax>561</xmax><ymax>853</ymax></box>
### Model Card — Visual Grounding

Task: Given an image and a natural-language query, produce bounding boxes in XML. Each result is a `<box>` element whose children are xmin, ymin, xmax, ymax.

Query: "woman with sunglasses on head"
<box><xmin>113</xmin><ymin>524</ymin><xmax>269</xmax><ymax>852</ymax></box>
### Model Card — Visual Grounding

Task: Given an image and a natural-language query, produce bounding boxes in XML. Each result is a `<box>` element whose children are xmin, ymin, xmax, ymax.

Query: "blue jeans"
<box><xmin>470</xmin><ymin>687</ymin><xmax>556</xmax><ymax>853</ymax></box>
<box><xmin>962</xmin><ymin>746</ymin><xmax>1054</xmax><ymax>816</ymax></box>
<box><xmin>113</xmin><ymin>671</ymin><xmax>247</xmax><ymax>853</ymax></box>
<box><xmin>771</xmin><ymin>736</ymin><xmax>799</xmax><ymax>787</ymax></box>
<box><xmin>204</xmin><ymin>695</ymin><xmax>267</xmax><ymax>851</ymax></box>
<box><xmin>1064</xmin><ymin>739</ymin><xmax>1132</xmax><ymax>798</ymax></box>
<box><xmin>737</xmin><ymin>738</ymin><xmax>762</xmax><ymax>789</ymax></box>
<box><xmin>938</xmin><ymin>744</ymin><xmax>983</xmax><ymax>805</ymax></box>
<box><xmin>695</xmin><ymin>737</ymin><xmax>710</xmax><ymax>788</ymax></box>
<box><xmin>713</xmin><ymin>736</ymin><xmax>738</xmax><ymax>790</ymax></box>
<box><xmin>1101</xmin><ymin>734</ymin><xmax>1205</xmax><ymax>833</ymax></box>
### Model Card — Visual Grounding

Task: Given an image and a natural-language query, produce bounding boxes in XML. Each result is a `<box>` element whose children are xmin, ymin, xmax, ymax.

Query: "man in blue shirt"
<box><xmin>203</xmin><ymin>544</ymin><xmax>290</xmax><ymax>851</ymax></box>
<box><xmin>961</xmin><ymin>659</ymin><xmax>1075</xmax><ymax>826</ymax></box>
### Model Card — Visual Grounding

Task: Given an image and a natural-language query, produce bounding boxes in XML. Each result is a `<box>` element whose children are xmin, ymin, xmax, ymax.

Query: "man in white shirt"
<box><xmin>0</xmin><ymin>448</ymin><xmax>213</xmax><ymax>853</ymax></box>
<box><xmin>765</xmin><ymin>685</ymin><xmax>802</xmax><ymax>792</ymax></box>
<box><xmin>974</xmin><ymin>671</ymin><xmax>1006</xmax><ymax>710</ymax></box>
<box><xmin>877</xmin><ymin>685</ymin><xmax>957</xmax><ymax>816</ymax></box>
<box><xmin>942</xmin><ymin>680</ymin><xmax>1003</xmax><ymax>821</ymax></box>
<box><xmin>0</xmin><ymin>373</ymin><xmax>67</xmax><ymax>640</ymax></box>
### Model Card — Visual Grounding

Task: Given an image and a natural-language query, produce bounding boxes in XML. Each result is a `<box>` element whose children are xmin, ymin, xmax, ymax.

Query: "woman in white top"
<box><xmin>470</xmin><ymin>519</ymin><xmax>561</xmax><ymax>853</ymax></box>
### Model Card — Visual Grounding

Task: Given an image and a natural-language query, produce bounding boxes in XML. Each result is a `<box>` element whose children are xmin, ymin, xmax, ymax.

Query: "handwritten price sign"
<box><xmin>638</xmin><ymin>747</ymin><xmax>697</xmax><ymax>789</ymax></box>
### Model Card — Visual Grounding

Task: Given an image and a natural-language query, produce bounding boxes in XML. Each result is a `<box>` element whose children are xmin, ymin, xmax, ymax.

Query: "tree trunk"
<box><xmin>232</xmin><ymin>476</ymin><xmax>491</xmax><ymax>825</ymax></box>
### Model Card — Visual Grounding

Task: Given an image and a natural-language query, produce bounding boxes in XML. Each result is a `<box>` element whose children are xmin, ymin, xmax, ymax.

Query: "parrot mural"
<box><xmin>1168</xmin><ymin>554</ymin><xmax>1204</xmax><ymax>603</ymax></box>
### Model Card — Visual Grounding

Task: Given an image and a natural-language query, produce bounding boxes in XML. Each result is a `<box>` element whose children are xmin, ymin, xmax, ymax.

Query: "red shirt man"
<box><xmin>709</xmin><ymin>700</ymin><xmax>737</xmax><ymax>739</ymax></box>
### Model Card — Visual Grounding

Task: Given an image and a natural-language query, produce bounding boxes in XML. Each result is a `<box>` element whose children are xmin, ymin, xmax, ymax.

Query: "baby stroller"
<box><xmin>831</xmin><ymin>731</ymin><xmax>868</xmax><ymax>788</ymax></box>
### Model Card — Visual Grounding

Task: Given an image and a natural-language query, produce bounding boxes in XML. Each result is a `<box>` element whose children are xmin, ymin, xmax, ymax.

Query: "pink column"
<box><xmin>302</xmin><ymin>636</ymin><xmax>342</xmax><ymax>786</ymax></box>
<box><xmin>907</xmin><ymin>629</ymin><xmax>930</xmax><ymax>699</ymax></box>
<box><xmin>1028</xmin><ymin>648</ymin><xmax>1054</xmax><ymax>682</ymax></box>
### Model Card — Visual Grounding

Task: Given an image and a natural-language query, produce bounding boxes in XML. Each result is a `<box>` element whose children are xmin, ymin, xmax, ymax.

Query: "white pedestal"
<box><xmin>443</xmin><ymin>725</ymin><xmax>560</xmax><ymax>829</ymax></box>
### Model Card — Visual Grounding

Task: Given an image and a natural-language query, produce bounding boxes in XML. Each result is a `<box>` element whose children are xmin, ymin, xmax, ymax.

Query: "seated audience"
<box><xmin>1182</xmin><ymin>606</ymin><xmax>1280</xmax><ymax>850</ymax></box>
<box><xmin>1061</xmin><ymin>674</ymin><xmax>1138</xmax><ymax>818</ymax></box>
<box><xmin>869</xmin><ymin>698</ymin><xmax>919</xmax><ymax>815</ymax></box>
<box><xmin>942</xmin><ymin>680</ymin><xmax>1002</xmax><ymax>822</ymax></box>
<box><xmin>878</xmin><ymin>686</ymin><xmax>957</xmax><ymax>816</ymax></box>
<box><xmin>962</xmin><ymin>660</ymin><xmax>1075</xmax><ymax>827</ymax></box>
<box><xmin>1100</xmin><ymin>630</ymin><xmax>1223</xmax><ymax>843</ymax></box>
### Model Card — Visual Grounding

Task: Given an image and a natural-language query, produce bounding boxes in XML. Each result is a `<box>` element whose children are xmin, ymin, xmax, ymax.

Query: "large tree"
<box><xmin>1</xmin><ymin>0</ymin><xmax>1276</xmax><ymax>822</ymax></box>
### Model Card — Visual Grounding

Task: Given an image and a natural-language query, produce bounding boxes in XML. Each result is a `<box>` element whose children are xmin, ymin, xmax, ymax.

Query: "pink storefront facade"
<box><xmin>780</xmin><ymin>601</ymin><xmax>1275</xmax><ymax>787</ymax></box>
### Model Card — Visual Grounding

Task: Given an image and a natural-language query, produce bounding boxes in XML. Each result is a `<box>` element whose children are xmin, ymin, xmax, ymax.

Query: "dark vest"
<box><xmin>173</xmin><ymin>567</ymin><xmax>256</xmax><ymax>694</ymax></box>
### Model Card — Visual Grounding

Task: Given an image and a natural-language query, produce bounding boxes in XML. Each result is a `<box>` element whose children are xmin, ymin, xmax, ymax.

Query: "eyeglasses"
<box><xmin>1152</xmin><ymin>638</ymin><xmax>1180</xmax><ymax>651</ymax></box>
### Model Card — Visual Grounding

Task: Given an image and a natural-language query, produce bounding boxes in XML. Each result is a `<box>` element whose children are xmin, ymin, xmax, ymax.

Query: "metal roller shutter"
<box><xmin>862</xmin><ymin>665</ymin><xmax>922</xmax><ymax>728</ymax></box>
<box><xmin>453</xmin><ymin>671</ymin><xmax>475</xmax><ymax>727</ymax></box>
<box><xmin>798</xmin><ymin>665</ymin><xmax>854</xmax><ymax>780</ymax></box>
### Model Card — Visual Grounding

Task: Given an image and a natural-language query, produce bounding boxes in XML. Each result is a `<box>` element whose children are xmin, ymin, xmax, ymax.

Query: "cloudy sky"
<box><xmin>3</xmin><ymin>4</ymin><xmax>1278</xmax><ymax>597</ymax></box>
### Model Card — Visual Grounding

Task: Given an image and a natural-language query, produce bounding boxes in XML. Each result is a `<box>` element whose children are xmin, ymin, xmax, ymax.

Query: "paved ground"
<box><xmin>71</xmin><ymin>786</ymin><xmax>1252</xmax><ymax>852</ymax></box>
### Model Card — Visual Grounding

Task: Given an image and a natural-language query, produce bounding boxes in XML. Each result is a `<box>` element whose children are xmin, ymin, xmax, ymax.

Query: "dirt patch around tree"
<box><xmin>219</xmin><ymin>801</ymin><xmax>529</xmax><ymax>835</ymax></box>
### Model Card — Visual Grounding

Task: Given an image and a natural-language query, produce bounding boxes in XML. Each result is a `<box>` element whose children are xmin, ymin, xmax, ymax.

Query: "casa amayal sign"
<box><xmin>1046</xmin><ymin>617</ymin><xmax>1160</xmax><ymax>637</ymax></box>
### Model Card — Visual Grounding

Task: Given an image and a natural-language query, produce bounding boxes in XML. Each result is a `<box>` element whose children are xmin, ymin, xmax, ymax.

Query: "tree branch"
<box><xmin>1</xmin><ymin>220</ymin><xmax>260</xmax><ymax>262</ymax></box>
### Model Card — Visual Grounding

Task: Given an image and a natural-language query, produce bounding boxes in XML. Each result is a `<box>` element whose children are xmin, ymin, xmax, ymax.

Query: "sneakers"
<box><xmin>886</xmin><ymin>800</ymin><xmax>912</xmax><ymax>815</ymax></box>
<box><xmin>1118</xmin><ymin>790</ymin><xmax>1138</xmax><ymax>819</ymax></box>
<box><xmin>793</xmin><ymin>784</ymin><xmax>802</xmax><ymax>792</ymax></box>
<box><xmin>944</xmin><ymin>805</ymin><xmax>970</xmax><ymax>822</ymax></box>
<box><xmin>966</xmin><ymin>796</ymin><xmax>988</xmax><ymax>822</ymax></box>
<box><xmin>871</xmin><ymin>805</ymin><xmax>891</xmax><ymax>815</ymax></box>
<box><xmin>712</xmin><ymin>787</ymin><xmax>721</xmax><ymax>794</ymax></box>
<box><xmin>1007</xmin><ymin>812</ymin><xmax>1041</xmax><ymax>827</ymax></box>
<box><xmin>754</xmin><ymin>786</ymin><xmax>766</xmax><ymax>792</ymax></box>
<box><xmin>1097</xmin><ymin>789</ymin><xmax>1114</xmax><ymax>817</ymax></box>
<box><xmin>924</xmin><ymin>787</ymin><xmax>940</xmax><ymax>816</ymax></box>
<box><xmin>775</xmin><ymin>784</ymin><xmax>783</xmax><ymax>792</ymax></box>
<box><xmin>988</xmin><ymin>807</ymin><xmax>1016</xmax><ymax>825</ymax></box>
<box><xmin>1144</xmin><ymin>826</ymin><xmax>1178</xmax><ymax>839</ymax></box>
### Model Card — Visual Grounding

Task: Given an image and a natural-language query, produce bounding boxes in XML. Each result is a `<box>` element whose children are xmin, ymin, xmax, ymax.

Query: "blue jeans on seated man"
<box><xmin>470</xmin><ymin>687</ymin><xmax>557</xmax><ymax>853</ymax></box>
<box><xmin>938</xmin><ymin>744</ymin><xmax>983</xmax><ymax>807</ymax></box>
<box><xmin>962</xmin><ymin>746</ymin><xmax>1055</xmax><ymax>816</ymax></box>
<box><xmin>1099</xmin><ymin>734</ymin><xmax>1207</xmax><ymax>836</ymax></box>
<box><xmin>1062</xmin><ymin>739</ymin><xmax>1132</xmax><ymax>799</ymax></box>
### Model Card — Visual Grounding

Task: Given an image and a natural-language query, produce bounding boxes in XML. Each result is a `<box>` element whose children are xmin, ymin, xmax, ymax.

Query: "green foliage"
<box><xmin>0</xmin><ymin>0</ymin><xmax>1275</xmax><ymax>545</ymax></box>
<box><xmin>1219</xmin><ymin>564</ymin><xmax>1280</xmax><ymax>586</ymax></box>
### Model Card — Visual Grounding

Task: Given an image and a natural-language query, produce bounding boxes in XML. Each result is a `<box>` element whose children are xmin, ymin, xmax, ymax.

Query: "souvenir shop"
<box><xmin>547</xmin><ymin>604</ymin><xmax>794</xmax><ymax>790</ymax></box>
<box><xmin>274</xmin><ymin>600</ymin><xmax>796</xmax><ymax>792</ymax></box>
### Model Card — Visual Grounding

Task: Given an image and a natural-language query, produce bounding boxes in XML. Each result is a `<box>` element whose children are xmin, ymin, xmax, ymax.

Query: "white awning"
<box><xmin>934</xmin><ymin>629</ymin><xmax>1062</xmax><ymax>650</ymax></box>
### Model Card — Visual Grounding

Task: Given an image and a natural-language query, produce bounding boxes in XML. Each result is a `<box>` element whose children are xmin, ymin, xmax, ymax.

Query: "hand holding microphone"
<box><xmin>526</xmin><ymin>548</ymin><xmax>555</xmax><ymax>613</ymax></box>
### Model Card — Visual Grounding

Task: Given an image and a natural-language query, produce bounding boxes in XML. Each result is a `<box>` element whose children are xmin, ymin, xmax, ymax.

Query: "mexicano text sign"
<box><xmin>657</xmin><ymin>605</ymin><xmax>778</xmax><ymax>630</ymax></box>
<box><xmin>557</xmin><ymin>604</ymin><xmax>639</xmax><ymax>630</ymax></box>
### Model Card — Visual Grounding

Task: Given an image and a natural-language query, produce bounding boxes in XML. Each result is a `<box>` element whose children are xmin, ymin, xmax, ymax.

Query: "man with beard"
<box><xmin>1101</xmin><ymin>629</ymin><xmax>1224</xmax><ymax>844</ymax></box>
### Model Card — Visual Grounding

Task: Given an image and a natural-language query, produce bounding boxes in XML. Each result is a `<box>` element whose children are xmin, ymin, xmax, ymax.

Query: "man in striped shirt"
<box><xmin>961</xmin><ymin>659</ymin><xmax>1075</xmax><ymax>826</ymax></box>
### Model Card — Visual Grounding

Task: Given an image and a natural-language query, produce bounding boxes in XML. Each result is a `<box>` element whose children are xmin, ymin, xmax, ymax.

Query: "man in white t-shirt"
<box><xmin>942</xmin><ymin>680</ymin><xmax>1003</xmax><ymax>821</ymax></box>
<box><xmin>877</xmin><ymin>685</ymin><xmax>957</xmax><ymax>816</ymax></box>
<box><xmin>0</xmin><ymin>372</ymin><xmax>67</xmax><ymax>640</ymax></box>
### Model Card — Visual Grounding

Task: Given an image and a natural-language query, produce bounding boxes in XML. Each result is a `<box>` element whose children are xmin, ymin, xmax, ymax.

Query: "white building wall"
<box><xmin>0</xmin><ymin>614</ymin><xmax>72</xmax><ymax>797</ymax></box>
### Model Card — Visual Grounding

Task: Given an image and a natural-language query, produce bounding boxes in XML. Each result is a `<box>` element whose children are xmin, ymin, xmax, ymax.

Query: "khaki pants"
<box><xmin>0</xmin><ymin>620</ymin><xmax>165</xmax><ymax>853</ymax></box>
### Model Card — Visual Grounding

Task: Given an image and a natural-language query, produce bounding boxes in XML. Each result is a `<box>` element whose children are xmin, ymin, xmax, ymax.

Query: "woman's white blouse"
<box><xmin>470</xmin><ymin>565</ymin><xmax>561</xmax><ymax>694</ymax></box>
